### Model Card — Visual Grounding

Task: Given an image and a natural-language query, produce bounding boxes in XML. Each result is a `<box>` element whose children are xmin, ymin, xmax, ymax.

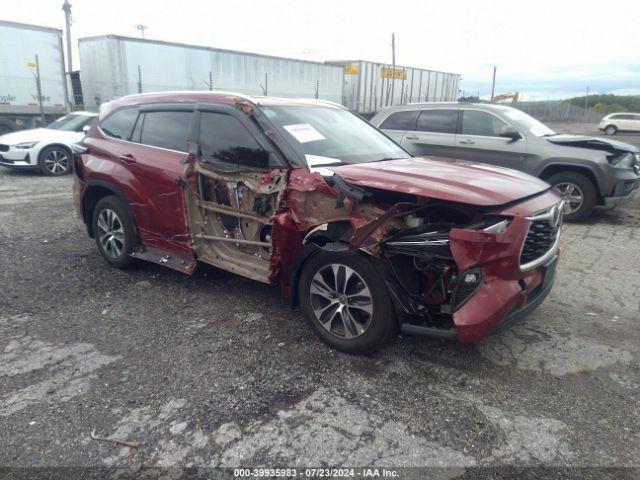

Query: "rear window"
<box><xmin>139</xmin><ymin>111</ymin><xmax>192</xmax><ymax>151</ymax></box>
<box><xmin>379</xmin><ymin>110</ymin><xmax>418</xmax><ymax>131</ymax></box>
<box><xmin>100</xmin><ymin>108</ymin><xmax>139</xmax><ymax>140</ymax></box>
<box><xmin>416</xmin><ymin>109</ymin><xmax>458</xmax><ymax>134</ymax></box>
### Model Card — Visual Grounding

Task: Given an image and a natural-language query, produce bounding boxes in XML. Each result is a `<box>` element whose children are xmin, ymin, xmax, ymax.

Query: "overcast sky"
<box><xmin>5</xmin><ymin>0</ymin><xmax>640</xmax><ymax>99</ymax></box>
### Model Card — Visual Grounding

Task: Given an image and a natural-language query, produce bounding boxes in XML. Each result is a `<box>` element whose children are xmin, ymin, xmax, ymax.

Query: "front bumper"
<box><xmin>602</xmin><ymin>179</ymin><xmax>638</xmax><ymax>208</ymax></box>
<box><xmin>0</xmin><ymin>149</ymin><xmax>35</xmax><ymax>168</ymax></box>
<box><xmin>453</xmin><ymin>256</ymin><xmax>557</xmax><ymax>342</ymax></box>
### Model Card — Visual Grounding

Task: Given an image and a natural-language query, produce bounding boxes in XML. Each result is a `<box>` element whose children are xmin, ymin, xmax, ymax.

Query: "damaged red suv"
<box><xmin>73</xmin><ymin>92</ymin><xmax>563</xmax><ymax>353</ymax></box>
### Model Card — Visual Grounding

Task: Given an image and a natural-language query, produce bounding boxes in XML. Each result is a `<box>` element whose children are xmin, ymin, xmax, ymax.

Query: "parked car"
<box><xmin>0</xmin><ymin>112</ymin><xmax>97</xmax><ymax>175</ymax></box>
<box><xmin>73</xmin><ymin>92</ymin><xmax>562</xmax><ymax>353</ymax></box>
<box><xmin>371</xmin><ymin>103</ymin><xmax>640</xmax><ymax>222</ymax></box>
<box><xmin>599</xmin><ymin>112</ymin><xmax>640</xmax><ymax>135</ymax></box>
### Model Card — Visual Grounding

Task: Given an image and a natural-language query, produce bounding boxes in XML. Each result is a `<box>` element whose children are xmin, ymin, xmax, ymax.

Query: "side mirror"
<box><xmin>500</xmin><ymin>126</ymin><xmax>522</xmax><ymax>140</ymax></box>
<box><xmin>82</xmin><ymin>125</ymin><xmax>91</xmax><ymax>133</ymax></box>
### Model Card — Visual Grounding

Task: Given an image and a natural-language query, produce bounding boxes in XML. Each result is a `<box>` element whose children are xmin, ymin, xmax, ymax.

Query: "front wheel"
<box><xmin>38</xmin><ymin>145</ymin><xmax>72</xmax><ymax>175</ymax></box>
<box><xmin>604</xmin><ymin>125</ymin><xmax>617</xmax><ymax>135</ymax></box>
<box><xmin>298</xmin><ymin>251</ymin><xmax>396</xmax><ymax>353</ymax></box>
<box><xmin>548</xmin><ymin>172</ymin><xmax>597</xmax><ymax>222</ymax></box>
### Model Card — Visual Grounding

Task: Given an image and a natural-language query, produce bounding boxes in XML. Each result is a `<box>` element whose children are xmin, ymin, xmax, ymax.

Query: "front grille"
<box><xmin>0</xmin><ymin>144</ymin><xmax>9</xmax><ymax>152</ymax></box>
<box><xmin>520</xmin><ymin>219</ymin><xmax>560</xmax><ymax>267</ymax></box>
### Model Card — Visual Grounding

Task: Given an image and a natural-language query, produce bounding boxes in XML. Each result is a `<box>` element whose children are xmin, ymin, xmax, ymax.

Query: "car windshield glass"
<box><xmin>261</xmin><ymin>106</ymin><xmax>408</xmax><ymax>166</ymax></box>
<box><xmin>46</xmin><ymin>114</ymin><xmax>91</xmax><ymax>131</ymax></box>
<box><xmin>503</xmin><ymin>108</ymin><xmax>556</xmax><ymax>137</ymax></box>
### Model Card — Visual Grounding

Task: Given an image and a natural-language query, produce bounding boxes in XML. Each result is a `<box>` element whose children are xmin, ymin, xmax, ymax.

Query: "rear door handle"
<box><xmin>119</xmin><ymin>153</ymin><xmax>137</xmax><ymax>164</ymax></box>
<box><xmin>459</xmin><ymin>139</ymin><xmax>475</xmax><ymax>145</ymax></box>
<box><xmin>405</xmin><ymin>135</ymin><xmax>419</xmax><ymax>141</ymax></box>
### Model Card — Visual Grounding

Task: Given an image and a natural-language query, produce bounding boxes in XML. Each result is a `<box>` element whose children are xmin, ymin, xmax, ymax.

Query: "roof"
<box><xmin>100</xmin><ymin>91</ymin><xmax>345</xmax><ymax>117</ymax></box>
<box><xmin>78</xmin><ymin>35</ymin><xmax>343</xmax><ymax>69</ymax></box>
<box><xmin>0</xmin><ymin>19</ymin><xmax>62</xmax><ymax>34</ymax></box>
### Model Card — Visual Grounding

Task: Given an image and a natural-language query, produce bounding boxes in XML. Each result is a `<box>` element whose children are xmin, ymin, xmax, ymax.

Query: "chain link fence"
<box><xmin>515</xmin><ymin>100</ymin><xmax>605</xmax><ymax>124</ymax></box>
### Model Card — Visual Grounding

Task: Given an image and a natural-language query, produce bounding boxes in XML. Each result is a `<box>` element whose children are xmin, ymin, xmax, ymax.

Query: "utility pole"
<box><xmin>137</xmin><ymin>65</ymin><xmax>142</xmax><ymax>93</ymax></box>
<box><xmin>34</xmin><ymin>55</ymin><xmax>45</xmax><ymax>124</ymax></box>
<box><xmin>490</xmin><ymin>66</ymin><xmax>497</xmax><ymax>100</ymax></box>
<box><xmin>136</xmin><ymin>24</ymin><xmax>148</xmax><ymax>40</ymax></box>
<box><xmin>390</xmin><ymin>33</ymin><xmax>396</xmax><ymax>104</ymax></box>
<box><xmin>314</xmin><ymin>79</ymin><xmax>320</xmax><ymax>99</ymax></box>
<box><xmin>209</xmin><ymin>71</ymin><xmax>213</xmax><ymax>91</ymax></box>
<box><xmin>62</xmin><ymin>1</ymin><xmax>73</xmax><ymax>72</ymax></box>
<box><xmin>260</xmin><ymin>73</ymin><xmax>269</xmax><ymax>96</ymax></box>
<box><xmin>584</xmin><ymin>86</ymin><xmax>590</xmax><ymax>109</ymax></box>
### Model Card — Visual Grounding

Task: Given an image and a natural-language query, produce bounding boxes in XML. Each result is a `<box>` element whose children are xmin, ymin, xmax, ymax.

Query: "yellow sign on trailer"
<box><xmin>380</xmin><ymin>68</ymin><xmax>407</xmax><ymax>80</ymax></box>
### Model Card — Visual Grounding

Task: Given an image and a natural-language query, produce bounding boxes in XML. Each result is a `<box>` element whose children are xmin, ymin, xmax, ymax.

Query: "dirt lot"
<box><xmin>1</xmin><ymin>141</ymin><xmax>639</xmax><ymax>477</ymax></box>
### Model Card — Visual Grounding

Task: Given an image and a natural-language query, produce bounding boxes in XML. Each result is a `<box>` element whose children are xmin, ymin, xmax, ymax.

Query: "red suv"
<box><xmin>73</xmin><ymin>92</ymin><xmax>562</xmax><ymax>353</ymax></box>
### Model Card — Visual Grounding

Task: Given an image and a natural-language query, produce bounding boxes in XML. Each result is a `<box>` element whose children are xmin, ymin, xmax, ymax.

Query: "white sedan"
<box><xmin>0</xmin><ymin>111</ymin><xmax>97</xmax><ymax>175</ymax></box>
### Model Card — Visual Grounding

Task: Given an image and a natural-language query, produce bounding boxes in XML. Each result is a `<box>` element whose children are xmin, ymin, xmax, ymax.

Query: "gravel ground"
<box><xmin>1</xmin><ymin>152</ymin><xmax>639</xmax><ymax>478</ymax></box>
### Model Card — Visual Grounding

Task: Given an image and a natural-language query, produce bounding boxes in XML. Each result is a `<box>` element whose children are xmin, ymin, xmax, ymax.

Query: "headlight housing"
<box><xmin>13</xmin><ymin>141</ymin><xmax>39</xmax><ymax>150</ymax></box>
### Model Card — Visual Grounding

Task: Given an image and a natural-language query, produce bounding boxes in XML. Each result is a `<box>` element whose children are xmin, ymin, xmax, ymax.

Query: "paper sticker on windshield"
<box><xmin>283</xmin><ymin>123</ymin><xmax>326</xmax><ymax>143</ymax></box>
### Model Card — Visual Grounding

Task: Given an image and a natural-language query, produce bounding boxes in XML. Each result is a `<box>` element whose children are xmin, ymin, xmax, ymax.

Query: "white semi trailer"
<box><xmin>79</xmin><ymin>35</ymin><xmax>344</xmax><ymax>111</ymax></box>
<box><xmin>0</xmin><ymin>20</ymin><xmax>69</xmax><ymax>132</ymax></box>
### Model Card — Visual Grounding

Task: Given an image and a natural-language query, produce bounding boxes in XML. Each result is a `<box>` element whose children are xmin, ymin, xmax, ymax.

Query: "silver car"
<box><xmin>371</xmin><ymin>103</ymin><xmax>640</xmax><ymax>221</ymax></box>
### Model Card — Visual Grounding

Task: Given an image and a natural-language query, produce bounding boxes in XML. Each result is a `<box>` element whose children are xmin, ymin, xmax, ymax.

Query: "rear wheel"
<box><xmin>548</xmin><ymin>172</ymin><xmax>597</xmax><ymax>222</ymax></box>
<box><xmin>92</xmin><ymin>196</ymin><xmax>139</xmax><ymax>269</ymax></box>
<box><xmin>604</xmin><ymin>125</ymin><xmax>617</xmax><ymax>135</ymax></box>
<box><xmin>298</xmin><ymin>251</ymin><xmax>395</xmax><ymax>353</ymax></box>
<box><xmin>38</xmin><ymin>145</ymin><xmax>71</xmax><ymax>175</ymax></box>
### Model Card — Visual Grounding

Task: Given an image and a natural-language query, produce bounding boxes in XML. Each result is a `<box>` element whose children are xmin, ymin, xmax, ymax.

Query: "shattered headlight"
<box><xmin>13</xmin><ymin>141</ymin><xmax>39</xmax><ymax>150</ymax></box>
<box><xmin>476</xmin><ymin>216</ymin><xmax>512</xmax><ymax>233</ymax></box>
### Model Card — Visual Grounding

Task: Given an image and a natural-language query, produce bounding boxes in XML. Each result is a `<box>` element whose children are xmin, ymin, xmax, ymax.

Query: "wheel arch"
<box><xmin>82</xmin><ymin>180</ymin><xmax>134</xmax><ymax>238</ymax></box>
<box><xmin>289</xmin><ymin>221</ymin><xmax>354</xmax><ymax>308</ymax></box>
<box><xmin>538</xmin><ymin>162</ymin><xmax>603</xmax><ymax>201</ymax></box>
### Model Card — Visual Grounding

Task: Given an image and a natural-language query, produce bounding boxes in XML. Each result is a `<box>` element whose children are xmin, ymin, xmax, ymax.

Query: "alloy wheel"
<box><xmin>554</xmin><ymin>182</ymin><xmax>584</xmax><ymax>215</ymax></box>
<box><xmin>309</xmin><ymin>264</ymin><xmax>373</xmax><ymax>339</ymax></box>
<box><xmin>97</xmin><ymin>208</ymin><xmax>125</xmax><ymax>259</ymax></box>
<box><xmin>43</xmin><ymin>149</ymin><xmax>70</xmax><ymax>174</ymax></box>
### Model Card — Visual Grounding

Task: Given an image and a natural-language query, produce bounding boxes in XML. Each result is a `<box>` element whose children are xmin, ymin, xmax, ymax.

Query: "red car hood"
<box><xmin>328</xmin><ymin>157</ymin><xmax>550</xmax><ymax>207</ymax></box>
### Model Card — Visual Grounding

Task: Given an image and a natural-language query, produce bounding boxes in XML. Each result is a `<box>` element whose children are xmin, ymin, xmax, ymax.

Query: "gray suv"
<box><xmin>371</xmin><ymin>103</ymin><xmax>640</xmax><ymax>221</ymax></box>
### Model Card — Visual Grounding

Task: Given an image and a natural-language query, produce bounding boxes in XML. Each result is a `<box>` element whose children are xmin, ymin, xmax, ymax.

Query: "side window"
<box><xmin>461</xmin><ymin>110</ymin><xmax>508</xmax><ymax>137</ymax></box>
<box><xmin>379</xmin><ymin>110</ymin><xmax>418</xmax><ymax>131</ymax></box>
<box><xmin>100</xmin><ymin>108</ymin><xmax>139</xmax><ymax>140</ymax></box>
<box><xmin>139</xmin><ymin>111</ymin><xmax>193</xmax><ymax>151</ymax></box>
<box><xmin>416</xmin><ymin>109</ymin><xmax>458</xmax><ymax>134</ymax></box>
<box><xmin>199</xmin><ymin>112</ymin><xmax>269</xmax><ymax>169</ymax></box>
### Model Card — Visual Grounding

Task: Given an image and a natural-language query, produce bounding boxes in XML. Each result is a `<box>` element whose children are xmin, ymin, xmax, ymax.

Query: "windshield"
<box><xmin>502</xmin><ymin>108</ymin><xmax>556</xmax><ymax>137</ymax></box>
<box><xmin>46</xmin><ymin>114</ymin><xmax>93</xmax><ymax>132</ymax></box>
<box><xmin>261</xmin><ymin>106</ymin><xmax>408</xmax><ymax>166</ymax></box>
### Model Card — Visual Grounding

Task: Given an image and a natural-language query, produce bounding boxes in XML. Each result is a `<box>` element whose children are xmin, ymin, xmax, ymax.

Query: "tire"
<box><xmin>38</xmin><ymin>145</ymin><xmax>72</xmax><ymax>176</ymax></box>
<box><xmin>92</xmin><ymin>196</ymin><xmax>139</xmax><ymax>269</ymax></box>
<box><xmin>547</xmin><ymin>172</ymin><xmax>597</xmax><ymax>222</ymax></box>
<box><xmin>604</xmin><ymin>125</ymin><xmax>617</xmax><ymax>135</ymax></box>
<box><xmin>298</xmin><ymin>251</ymin><xmax>396</xmax><ymax>353</ymax></box>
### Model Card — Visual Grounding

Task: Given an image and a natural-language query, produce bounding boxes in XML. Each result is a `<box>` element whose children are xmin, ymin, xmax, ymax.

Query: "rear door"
<box><xmin>632</xmin><ymin>114</ymin><xmax>640</xmax><ymax>132</ymax></box>
<box><xmin>122</xmin><ymin>104</ymin><xmax>195</xmax><ymax>255</ymax></box>
<box><xmin>454</xmin><ymin>109</ymin><xmax>527</xmax><ymax>169</ymax></box>
<box><xmin>377</xmin><ymin>110</ymin><xmax>419</xmax><ymax>143</ymax></box>
<box><xmin>400</xmin><ymin>108</ymin><xmax>458</xmax><ymax>158</ymax></box>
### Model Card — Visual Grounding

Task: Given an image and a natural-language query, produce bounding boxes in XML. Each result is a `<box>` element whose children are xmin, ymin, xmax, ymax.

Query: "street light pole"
<box><xmin>62</xmin><ymin>1</ymin><xmax>73</xmax><ymax>73</ymax></box>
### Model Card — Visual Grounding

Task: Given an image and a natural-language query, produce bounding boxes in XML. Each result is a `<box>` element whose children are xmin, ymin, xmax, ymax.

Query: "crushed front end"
<box><xmin>367</xmin><ymin>190</ymin><xmax>563</xmax><ymax>342</ymax></box>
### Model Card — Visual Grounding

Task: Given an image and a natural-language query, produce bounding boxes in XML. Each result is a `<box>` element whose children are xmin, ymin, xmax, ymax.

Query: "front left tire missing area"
<box><xmin>38</xmin><ymin>145</ymin><xmax>71</xmax><ymax>175</ymax></box>
<box><xmin>299</xmin><ymin>251</ymin><xmax>396</xmax><ymax>353</ymax></box>
<box><xmin>92</xmin><ymin>196</ymin><xmax>139</xmax><ymax>269</ymax></box>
